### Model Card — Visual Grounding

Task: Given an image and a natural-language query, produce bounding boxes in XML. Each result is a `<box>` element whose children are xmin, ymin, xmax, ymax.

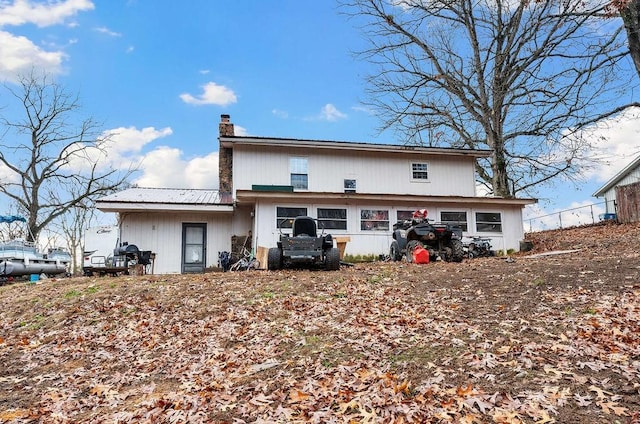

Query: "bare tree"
<box><xmin>0</xmin><ymin>72</ymin><xmax>133</xmax><ymax>243</ymax></box>
<box><xmin>344</xmin><ymin>0</ymin><xmax>639</xmax><ymax>197</ymax></box>
<box><xmin>59</xmin><ymin>201</ymin><xmax>96</xmax><ymax>275</ymax></box>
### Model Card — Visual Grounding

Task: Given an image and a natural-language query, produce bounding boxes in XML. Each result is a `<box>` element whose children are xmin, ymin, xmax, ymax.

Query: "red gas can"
<box><xmin>412</xmin><ymin>246</ymin><xmax>430</xmax><ymax>264</ymax></box>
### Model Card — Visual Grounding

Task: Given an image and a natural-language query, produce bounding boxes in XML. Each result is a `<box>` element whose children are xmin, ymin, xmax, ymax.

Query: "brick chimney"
<box><xmin>218</xmin><ymin>114</ymin><xmax>234</xmax><ymax>195</ymax></box>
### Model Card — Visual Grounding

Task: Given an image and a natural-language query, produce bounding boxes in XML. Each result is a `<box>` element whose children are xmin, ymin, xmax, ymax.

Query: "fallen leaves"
<box><xmin>0</xmin><ymin>223</ymin><xmax>639</xmax><ymax>422</ymax></box>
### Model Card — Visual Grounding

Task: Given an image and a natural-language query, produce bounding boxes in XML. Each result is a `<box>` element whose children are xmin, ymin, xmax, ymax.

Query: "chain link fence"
<box><xmin>524</xmin><ymin>200</ymin><xmax>614</xmax><ymax>232</ymax></box>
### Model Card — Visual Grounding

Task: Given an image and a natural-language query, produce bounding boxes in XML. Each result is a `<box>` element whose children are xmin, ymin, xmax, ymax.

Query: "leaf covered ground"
<box><xmin>1</xmin><ymin>221</ymin><xmax>639</xmax><ymax>423</ymax></box>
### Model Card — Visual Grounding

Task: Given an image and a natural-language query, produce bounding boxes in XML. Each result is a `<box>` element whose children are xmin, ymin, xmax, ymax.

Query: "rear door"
<box><xmin>181</xmin><ymin>223</ymin><xmax>206</xmax><ymax>273</ymax></box>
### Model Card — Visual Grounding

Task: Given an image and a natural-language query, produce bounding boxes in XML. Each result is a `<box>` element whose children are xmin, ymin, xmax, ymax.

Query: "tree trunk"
<box><xmin>492</xmin><ymin>147</ymin><xmax>512</xmax><ymax>198</ymax></box>
<box><xmin>621</xmin><ymin>0</ymin><xmax>640</xmax><ymax>78</ymax></box>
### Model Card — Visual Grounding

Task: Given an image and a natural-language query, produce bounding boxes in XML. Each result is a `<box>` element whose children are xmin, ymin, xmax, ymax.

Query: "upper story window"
<box><xmin>344</xmin><ymin>179</ymin><xmax>356</xmax><ymax>193</ymax></box>
<box><xmin>318</xmin><ymin>208</ymin><xmax>347</xmax><ymax>230</ymax></box>
<box><xmin>290</xmin><ymin>157</ymin><xmax>308</xmax><ymax>190</ymax></box>
<box><xmin>276</xmin><ymin>206</ymin><xmax>308</xmax><ymax>229</ymax></box>
<box><xmin>441</xmin><ymin>211</ymin><xmax>468</xmax><ymax>231</ymax></box>
<box><xmin>476</xmin><ymin>212</ymin><xmax>502</xmax><ymax>233</ymax></box>
<box><xmin>411</xmin><ymin>162</ymin><xmax>429</xmax><ymax>181</ymax></box>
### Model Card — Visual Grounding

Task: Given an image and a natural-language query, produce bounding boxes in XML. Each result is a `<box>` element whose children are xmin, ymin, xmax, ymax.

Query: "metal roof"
<box><xmin>593</xmin><ymin>154</ymin><xmax>640</xmax><ymax>197</ymax></box>
<box><xmin>96</xmin><ymin>188</ymin><xmax>234</xmax><ymax>213</ymax></box>
<box><xmin>219</xmin><ymin>135</ymin><xmax>493</xmax><ymax>158</ymax></box>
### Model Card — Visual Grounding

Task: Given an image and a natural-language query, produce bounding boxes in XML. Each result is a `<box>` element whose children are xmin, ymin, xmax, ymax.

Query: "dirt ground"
<box><xmin>0</xmin><ymin>221</ymin><xmax>639</xmax><ymax>423</ymax></box>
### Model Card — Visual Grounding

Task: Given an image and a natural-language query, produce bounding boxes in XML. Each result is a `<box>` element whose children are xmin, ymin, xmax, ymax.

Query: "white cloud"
<box><xmin>94</xmin><ymin>26</ymin><xmax>121</xmax><ymax>37</ymax></box>
<box><xmin>0</xmin><ymin>1</ymin><xmax>95</xmax><ymax>81</ymax></box>
<box><xmin>179</xmin><ymin>82</ymin><xmax>237</xmax><ymax>106</ymax></box>
<box><xmin>579</xmin><ymin>107</ymin><xmax>640</xmax><ymax>182</ymax></box>
<box><xmin>102</xmin><ymin>126</ymin><xmax>173</xmax><ymax>156</ymax></box>
<box><xmin>351</xmin><ymin>105</ymin><xmax>374</xmax><ymax>115</ymax></box>
<box><xmin>272</xmin><ymin>109</ymin><xmax>289</xmax><ymax>119</ymax></box>
<box><xmin>133</xmin><ymin>147</ymin><xmax>188</xmax><ymax>188</ymax></box>
<box><xmin>319</xmin><ymin>103</ymin><xmax>347</xmax><ymax>121</ymax></box>
<box><xmin>304</xmin><ymin>104</ymin><xmax>348</xmax><ymax>122</ymax></box>
<box><xmin>63</xmin><ymin>126</ymin><xmax>172</xmax><ymax>174</ymax></box>
<box><xmin>0</xmin><ymin>0</ymin><xmax>95</xmax><ymax>28</ymax></box>
<box><xmin>0</xmin><ymin>31</ymin><xmax>65</xmax><ymax>81</ymax></box>
<box><xmin>133</xmin><ymin>147</ymin><xmax>218</xmax><ymax>189</ymax></box>
<box><xmin>184</xmin><ymin>152</ymin><xmax>219</xmax><ymax>189</ymax></box>
<box><xmin>234</xmin><ymin>125</ymin><xmax>248</xmax><ymax>136</ymax></box>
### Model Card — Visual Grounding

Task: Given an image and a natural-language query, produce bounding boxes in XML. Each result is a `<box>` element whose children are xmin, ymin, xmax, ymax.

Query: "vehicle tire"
<box><xmin>449</xmin><ymin>239</ymin><xmax>465</xmax><ymax>262</ymax></box>
<box><xmin>389</xmin><ymin>240</ymin><xmax>401</xmax><ymax>261</ymax></box>
<box><xmin>325</xmin><ymin>247</ymin><xmax>340</xmax><ymax>271</ymax></box>
<box><xmin>405</xmin><ymin>240</ymin><xmax>420</xmax><ymax>263</ymax></box>
<box><xmin>267</xmin><ymin>248</ymin><xmax>282</xmax><ymax>270</ymax></box>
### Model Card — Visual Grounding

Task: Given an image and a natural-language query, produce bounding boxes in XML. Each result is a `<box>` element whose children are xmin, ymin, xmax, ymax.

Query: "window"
<box><xmin>397</xmin><ymin>210</ymin><xmax>415</xmax><ymax>221</ymax></box>
<box><xmin>318</xmin><ymin>208</ymin><xmax>347</xmax><ymax>230</ymax></box>
<box><xmin>441</xmin><ymin>211</ymin><xmax>468</xmax><ymax>231</ymax></box>
<box><xmin>276</xmin><ymin>207</ymin><xmax>308</xmax><ymax>228</ymax></box>
<box><xmin>344</xmin><ymin>179</ymin><xmax>356</xmax><ymax>193</ymax></box>
<box><xmin>411</xmin><ymin>162</ymin><xmax>429</xmax><ymax>180</ymax></box>
<box><xmin>290</xmin><ymin>157</ymin><xmax>308</xmax><ymax>190</ymax></box>
<box><xmin>360</xmin><ymin>209</ymin><xmax>389</xmax><ymax>231</ymax></box>
<box><xmin>476</xmin><ymin>212</ymin><xmax>502</xmax><ymax>233</ymax></box>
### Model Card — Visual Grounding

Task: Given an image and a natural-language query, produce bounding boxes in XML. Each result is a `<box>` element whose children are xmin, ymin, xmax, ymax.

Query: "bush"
<box><xmin>343</xmin><ymin>254</ymin><xmax>378</xmax><ymax>263</ymax></box>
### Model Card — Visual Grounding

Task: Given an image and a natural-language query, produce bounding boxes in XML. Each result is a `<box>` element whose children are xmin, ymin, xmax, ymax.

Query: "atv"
<box><xmin>389</xmin><ymin>209</ymin><xmax>465</xmax><ymax>263</ymax></box>
<box><xmin>464</xmin><ymin>236</ymin><xmax>496</xmax><ymax>258</ymax></box>
<box><xmin>267</xmin><ymin>216</ymin><xmax>341</xmax><ymax>271</ymax></box>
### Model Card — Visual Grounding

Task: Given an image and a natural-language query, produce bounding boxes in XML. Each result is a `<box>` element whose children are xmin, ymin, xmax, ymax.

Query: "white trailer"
<box><xmin>83</xmin><ymin>226</ymin><xmax>121</xmax><ymax>275</ymax></box>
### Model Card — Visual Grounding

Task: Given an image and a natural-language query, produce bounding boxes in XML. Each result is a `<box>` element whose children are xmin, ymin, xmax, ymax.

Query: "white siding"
<box><xmin>232</xmin><ymin>146</ymin><xmax>477</xmax><ymax>197</ymax></box>
<box><xmin>252</xmin><ymin>201</ymin><xmax>527</xmax><ymax>258</ymax></box>
<box><xmin>119</xmin><ymin>212</ymin><xmax>235</xmax><ymax>274</ymax></box>
<box><xmin>601</xmin><ymin>164</ymin><xmax>640</xmax><ymax>214</ymax></box>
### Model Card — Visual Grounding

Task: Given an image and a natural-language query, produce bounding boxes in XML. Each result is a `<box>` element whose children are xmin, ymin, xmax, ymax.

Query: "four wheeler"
<box><xmin>267</xmin><ymin>216</ymin><xmax>340</xmax><ymax>271</ymax></box>
<box><xmin>464</xmin><ymin>236</ymin><xmax>495</xmax><ymax>258</ymax></box>
<box><xmin>389</xmin><ymin>209</ymin><xmax>465</xmax><ymax>263</ymax></box>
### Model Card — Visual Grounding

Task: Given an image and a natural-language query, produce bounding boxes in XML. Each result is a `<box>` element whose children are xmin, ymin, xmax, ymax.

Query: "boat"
<box><xmin>0</xmin><ymin>215</ymin><xmax>71</xmax><ymax>279</ymax></box>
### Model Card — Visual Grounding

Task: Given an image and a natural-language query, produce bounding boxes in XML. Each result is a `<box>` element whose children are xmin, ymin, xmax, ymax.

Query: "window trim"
<box><xmin>360</xmin><ymin>208</ymin><xmax>390</xmax><ymax>232</ymax></box>
<box><xmin>475</xmin><ymin>211</ymin><xmax>503</xmax><ymax>233</ymax></box>
<box><xmin>317</xmin><ymin>207</ymin><xmax>348</xmax><ymax>231</ymax></box>
<box><xmin>290</xmin><ymin>157</ymin><xmax>309</xmax><ymax>190</ymax></box>
<box><xmin>440</xmin><ymin>210</ymin><xmax>469</xmax><ymax>232</ymax></box>
<box><xmin>411</xmin><ymin>162</ymin><xmax>429</xmax><ymax>182</ymax></box>
<box><xmin>276</xmin><ymin>206</ymin><xmax>308</xmax><ymax>229</ymax></box>
<box><xmin>344</xmin><ymin>179</ymin><xmax>356</xmax><ymax>193</ymax></box>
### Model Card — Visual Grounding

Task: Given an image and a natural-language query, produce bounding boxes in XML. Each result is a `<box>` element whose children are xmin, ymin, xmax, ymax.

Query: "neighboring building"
<box><xmin>593</xmin><ymin>154</ymin><xmax>640</xmax><ymax>221</ymax></box>
<box><xmin>96</xmin><ymin>115</ymin><xmax>536</xmax><ymax>274</ymax></box>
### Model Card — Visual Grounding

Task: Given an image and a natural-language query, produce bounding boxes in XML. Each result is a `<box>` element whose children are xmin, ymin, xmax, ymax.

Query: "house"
<box><xmin>593</xmin><ymin>154</ymin><xmax>640</xmax><ymax>222</ymax></box>
<box><xmin>96</xmin><ymin>115</ymin><xmax>536</xmax><ymax>274</ymax></box>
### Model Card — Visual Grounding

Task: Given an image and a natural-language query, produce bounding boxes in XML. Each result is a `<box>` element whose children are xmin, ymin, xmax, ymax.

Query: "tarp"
<box><xmin>0</xmin><ymin>215</ymin><xmax>26</xmax><ymax>224</ymax></box>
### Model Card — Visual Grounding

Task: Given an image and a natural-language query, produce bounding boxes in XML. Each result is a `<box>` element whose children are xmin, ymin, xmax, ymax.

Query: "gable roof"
<box><xmin>593</xmin><ymin>154</ymin><xmax>640</xmax><ymax>197</ymax></box>
<box><xmin>220</xmin><ymin>135</ymin><xmax>493</xmax><ymax>158</ymax></box>
<box><xmin>96</xmin><ymin>187</ymin><xmax>233</xmax><ymax>213</ymax></box>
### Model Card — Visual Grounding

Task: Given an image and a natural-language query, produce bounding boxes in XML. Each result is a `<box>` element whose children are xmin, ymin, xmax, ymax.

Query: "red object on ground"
<box><xmin>412</xmin><ymin>246</ymin><xmax>430</xmax><ymax>264</ymax></box>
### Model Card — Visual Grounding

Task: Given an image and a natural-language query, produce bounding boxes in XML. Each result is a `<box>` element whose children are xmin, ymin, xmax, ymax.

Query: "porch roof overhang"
<box><xmin>235</xmin><ymin>190</ymin><xmax>537</xmax><ymax>207</ymax></box>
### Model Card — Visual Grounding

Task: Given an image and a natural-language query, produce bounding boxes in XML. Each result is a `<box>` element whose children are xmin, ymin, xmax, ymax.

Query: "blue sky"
<box><xmin>1</xmin><ymin>0</ymin><xmax>639</xmax><ymax>230</ymax></box>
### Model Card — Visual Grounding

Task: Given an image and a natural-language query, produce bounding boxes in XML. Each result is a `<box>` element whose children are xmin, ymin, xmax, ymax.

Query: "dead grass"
<box><xmin>0</xmin><ymin>221</ymin><xmax>639</xmax><ymax>423</ymax></box>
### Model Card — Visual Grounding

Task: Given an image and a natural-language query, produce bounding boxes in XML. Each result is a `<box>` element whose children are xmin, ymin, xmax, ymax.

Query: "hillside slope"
<box><xmin>1</xmin><ymin>222</ymin><xmax>639</xmax><ymax>423</ymax></box>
